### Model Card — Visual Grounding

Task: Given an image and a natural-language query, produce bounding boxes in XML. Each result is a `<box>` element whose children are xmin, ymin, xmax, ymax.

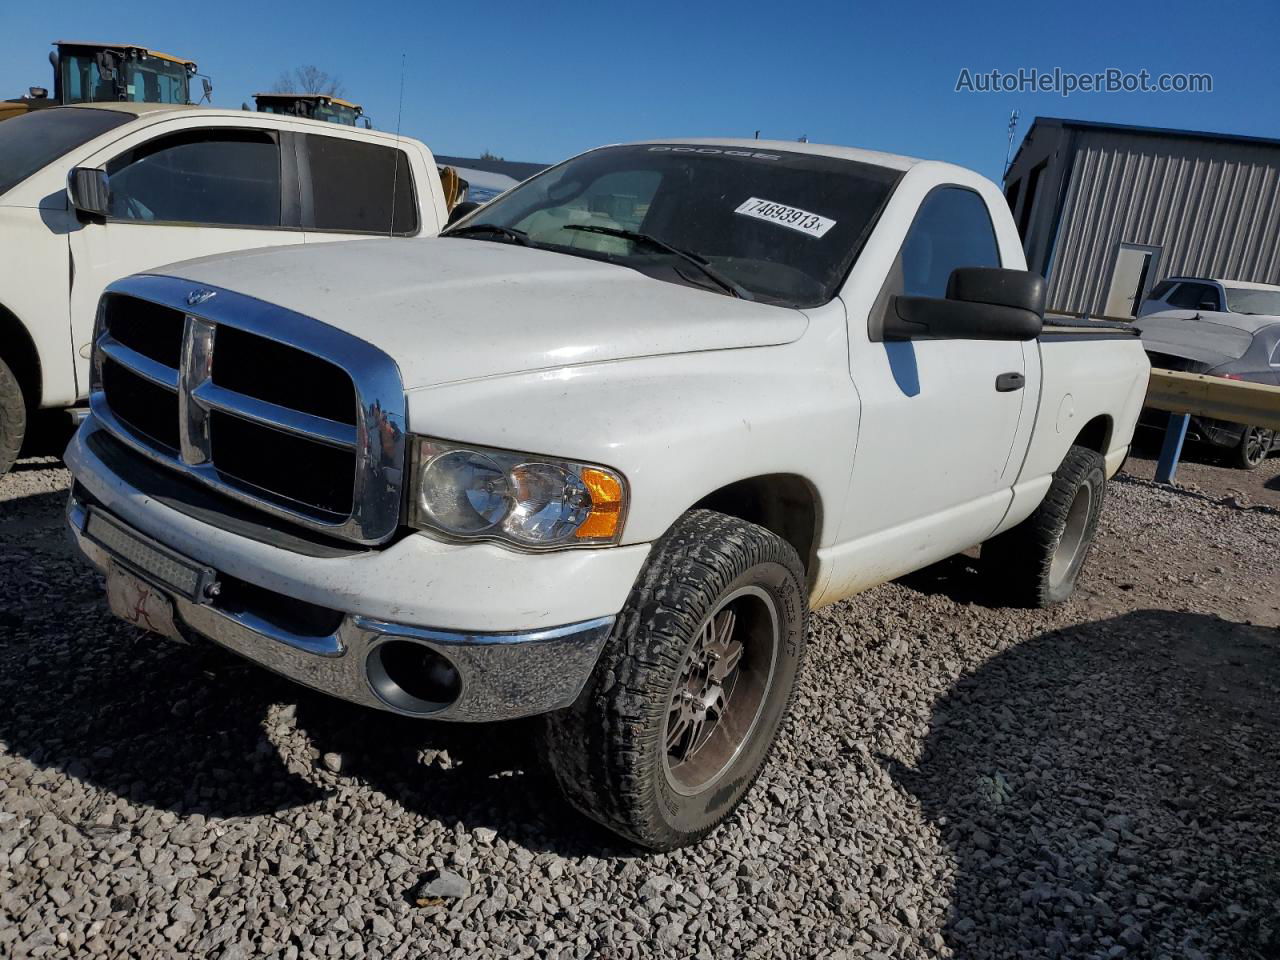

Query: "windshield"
<box><xmin>1224</xmin><ymin>286</ymin><xmax>1280</xmax><ymax>317</ymax></box>
<box><xmin>0</xmin><ymin>107</ymin><xmax>132</xmax><ymax>197</ymax></box>
<box><xmin>312</xmin><ymin>104</ymin><xmax>359</xmax><ymax>125</ymax></box>
<box><xmin>125</xmin><ymin>60</ymin><xmax>189</xmax><ymax>104</ymax></box>
<box><xmin>448</xmin><ymin>144</ymin><xmax>902</xmax><ymax>307</ymax></box>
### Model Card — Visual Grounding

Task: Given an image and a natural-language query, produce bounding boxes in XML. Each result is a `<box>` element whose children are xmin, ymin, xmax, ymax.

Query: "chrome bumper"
<box><xmin>67</xmin><ymin>489</ymin><xmax>614</xmax><ymax>721</ymax></box>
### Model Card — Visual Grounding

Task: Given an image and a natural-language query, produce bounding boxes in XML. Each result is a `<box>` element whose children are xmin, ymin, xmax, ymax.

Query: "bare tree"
<box><xmin>271</xmin><ymin>65</ymin><xmax>346</xmax><ymax>97</ymax></box>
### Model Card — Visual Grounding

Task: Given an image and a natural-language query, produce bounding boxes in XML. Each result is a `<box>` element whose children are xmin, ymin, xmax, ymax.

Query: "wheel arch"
<box><xmin>0</xmin><ymin>301</ymin><xmax>41</xmax><ymax>409</ymax></box>
<box><xmin>689</xmin><ymin>473</ymin><xmax>822</xmax><ymax>580</ymax></box>
<box><xmin>1072</xmin><ymin>414</ymin><xmax>1113</xmax><ymax>455</ymax></box>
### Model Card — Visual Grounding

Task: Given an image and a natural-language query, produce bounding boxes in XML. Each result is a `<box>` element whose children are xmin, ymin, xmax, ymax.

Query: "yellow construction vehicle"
<box><xmin>1</xmin><ymin>41</ymin><xmax>211</xmax><ymax>122</ymax></box>
<box><xmin>253</xmin><ymin>93</ymin><xmax>369</xmax><ymax>127</ymax></box>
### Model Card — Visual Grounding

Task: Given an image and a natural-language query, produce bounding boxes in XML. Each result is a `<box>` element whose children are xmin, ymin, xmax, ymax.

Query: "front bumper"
<box><xmin>64</xmin><ymin>420</ymin><xmax>643</xmax><ymax>721</ymax></box>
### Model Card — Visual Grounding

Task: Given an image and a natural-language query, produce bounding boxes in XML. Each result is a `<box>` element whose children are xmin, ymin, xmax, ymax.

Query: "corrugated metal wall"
<box><xmin>1047</xmin><ymin>130</ymin><xmax>1280</xmax><ymax>315</ymax></box>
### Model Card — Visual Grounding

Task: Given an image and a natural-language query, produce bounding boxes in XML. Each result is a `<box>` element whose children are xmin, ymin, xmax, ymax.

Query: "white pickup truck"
<box><xmin>64</xmin><ymin>139</ymin><xmax>1149</xmax><ymax>850</ymax></box>
<box><xmin>0</xmin><ymin>102</ymin><xmax>451</xmax><ymax>474</ymax></box>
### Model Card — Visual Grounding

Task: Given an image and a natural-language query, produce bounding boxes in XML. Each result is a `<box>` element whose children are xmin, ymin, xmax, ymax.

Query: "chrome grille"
<box><xmin>91</xmin><ymin>275</ymin><xmax>406</xmax><ymax>545</ymax></box>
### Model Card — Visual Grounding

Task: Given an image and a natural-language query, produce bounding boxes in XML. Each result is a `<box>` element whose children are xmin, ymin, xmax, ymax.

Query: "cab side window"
<box><xmin>871</xmin><ymin>186</ymin><xmax>1001</xmax><ymax>340</ymax></box>
<box><xmin>107</xmin><ymin>129</ymin><xmax>281</xmax><ymax>227</ymax></box>
<box><xmin>900</xmin><ymin>187</ymin><xmax>1001</xmax><ymax>297</ymax></box>
<box><xmin>302</xmin><ymin>134</ymin><xmax>418</xmax><ymax>235</ymax></box>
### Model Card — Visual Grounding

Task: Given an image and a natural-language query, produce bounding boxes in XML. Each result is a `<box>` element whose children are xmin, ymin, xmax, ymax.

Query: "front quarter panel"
<box><xmin>0</xmin><ymin>203</ymin><xmax>76</xmax><ymax>408</ymax></box>
<box><xmin>404</xmin><ymin>300</ymin><xmax>857</xmax><ymax>551</ymax></box>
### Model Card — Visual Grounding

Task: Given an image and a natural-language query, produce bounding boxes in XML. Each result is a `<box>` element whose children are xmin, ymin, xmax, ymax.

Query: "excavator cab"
<box><xmin>52</xmin><ymin>42</ymin><xmax>206</xmax><ymax>105</ymax></box>
<box><xmin>253</xmin><ymin>93</ymin><xmax>370</xmax><ymax>127</ymax></box>
<box><xmin>2</xmin><ymin>42</ymin><xmax>210</xmax><ymax>122</ymax></box>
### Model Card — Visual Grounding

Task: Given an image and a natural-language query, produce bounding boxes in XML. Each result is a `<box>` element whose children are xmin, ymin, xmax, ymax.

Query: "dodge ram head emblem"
<box><xmin>186</xmin><ymin>288</ymin><xmax>217</xmax><ymax>307</ymax></box>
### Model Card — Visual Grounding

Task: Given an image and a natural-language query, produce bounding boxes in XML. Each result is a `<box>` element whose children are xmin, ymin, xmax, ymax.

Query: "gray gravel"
<box><xmin>2</xmin><ymin>457</ymin><xmax>1278</xmax><ymax>959</ymax></box>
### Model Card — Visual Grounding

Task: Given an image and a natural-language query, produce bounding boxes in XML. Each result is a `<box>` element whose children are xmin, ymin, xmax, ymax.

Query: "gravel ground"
<box><xmin>2</xmin><ymin>456</ymin><xmax>1278</xmax><ymax>960</ymax></box>
<box><xmin>1123</xmin><ymin>426</ymin><xmax>1280</xmax><ymax>510</ymax></box>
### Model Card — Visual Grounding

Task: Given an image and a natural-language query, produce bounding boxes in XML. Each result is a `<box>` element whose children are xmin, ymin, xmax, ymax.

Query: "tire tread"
<box><xmin>984</xmin><ymin>444</ymin><xmax>1106</xmax><ymax>608</ymax></box>
<box><xmin>541</xmin><ymin>510</ymin><xmax>806</xmax><ymax>849</ymax></box>
<box><xmin>0</xmin><ymin>357</ymin><xmax>27</xmax><ymax>477</ymax></box>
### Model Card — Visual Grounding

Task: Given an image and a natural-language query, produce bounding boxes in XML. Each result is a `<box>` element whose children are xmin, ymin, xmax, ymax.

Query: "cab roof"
<box><xmin>254</xmin><ymin>93</ymin><xmax>362</xmax><ymax>110</ymax></box>
<box><xmin>54</xmin><ymin>41</ymin><xmax>197</xmax><ymax>68</ymax></box>
<box><xmin>63</xmin><ymin>102</ymin><xmax>192</xmax><ymax>118</ymax></box>
<box><xmin>58</xmin><ymin>102</ymin><xmax>415</xmax><ymax>142</ymax></box>
<box><xmin>633</xmin><ymin>137</ymin><xmax>924</xmax><ymax>173</ymax></box>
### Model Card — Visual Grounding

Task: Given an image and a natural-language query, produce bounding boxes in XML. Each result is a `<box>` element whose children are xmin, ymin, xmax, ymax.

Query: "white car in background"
<box><xmin>1137</xmin><ymin>276</ymin><xmax>1280</xmax><ymax>319</ymax></box>
<box><xmin>0</xmin><ymin>103</ymin><xmax>451</xmax><ymax>475</ymax></box>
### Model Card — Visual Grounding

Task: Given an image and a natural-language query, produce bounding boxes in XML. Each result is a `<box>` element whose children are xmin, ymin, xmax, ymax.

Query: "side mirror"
<box><xmin>886</xmin><ymin>267</ymin><xmax>1045</xmax><ymax>341</ymax></box>
<box><xmin>446</xmin><ymin>200</ymin><xmax>480</xmax><ymax>228</ymax></box>
<box><xmin>67</xmin><ymin>167</ymin><xmax>110</xmax><ymax>218</ymax></box>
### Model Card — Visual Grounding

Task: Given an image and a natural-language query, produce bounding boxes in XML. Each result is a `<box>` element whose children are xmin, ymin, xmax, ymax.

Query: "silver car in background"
<box><xmin>1136</xmin><ymin>307</ymin><xmax>1280</xmax><ymax>468</ymax></box>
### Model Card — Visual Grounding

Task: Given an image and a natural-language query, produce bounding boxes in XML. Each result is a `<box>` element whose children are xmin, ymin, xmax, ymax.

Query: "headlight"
<box><xmin>408</xmin><ymin>438</ymin><xmax>628</xmax><ymax>548</ymax></box>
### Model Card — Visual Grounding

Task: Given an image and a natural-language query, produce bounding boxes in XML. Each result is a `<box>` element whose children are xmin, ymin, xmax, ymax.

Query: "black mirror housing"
<box><xmin>67</xmin><ymin>167</ymin><xmax>110</xmax><ymax>218</ymax></box>
<box><xmin>446</xmin><ymin>200</ymin><xmax>481</xmax><ymax>228</ymax></box>
<box><xmin>885</xmin><ymin>267</ymin><xmax>1045</xmax><ymax>341</ymax></box>
<box><xmin>946</xmin><ymin>267</ymin><xmax>1046</xmax><ymax>315</ymax></box>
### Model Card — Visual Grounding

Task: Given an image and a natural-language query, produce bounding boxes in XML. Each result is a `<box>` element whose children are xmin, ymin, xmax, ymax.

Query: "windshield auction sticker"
<box><xmin>734</xmin><ymin>198</ymin><xmax>836</xmax><ymax>238</ymax></box>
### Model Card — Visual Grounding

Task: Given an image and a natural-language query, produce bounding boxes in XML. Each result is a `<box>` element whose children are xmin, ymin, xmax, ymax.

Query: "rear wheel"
<box><xmin>983</xmin><ymin>445</ymin><xmax>1106</xmax><ymax>607</ymax></box>
<box><xmin>1234</xmin><ymin>426</ymin><xmax>1274</xmax><ymax>470</ymax></box>
<box><xmin>540</xmin><ymin>510</ymin><xmax>807</xmax><ymax>850</ymax></box>
<box><xmin>0</xmin><ymin>357</ymin><xmax>27</xmax><ymax>477</ymax></box>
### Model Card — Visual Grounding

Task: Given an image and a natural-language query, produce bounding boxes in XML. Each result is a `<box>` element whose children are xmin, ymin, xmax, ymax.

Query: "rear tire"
<box><xmin>0</xmin><ymin>357</ymin><xmax>27</xmax><ymax>477</ymax></box>
<box><xmin>540</xmin><ymin>510</ymin><xmax>807</xmax><ymax>851</ymax></box>
<box><xmin>983</xmin><ymin>444</ymin><xmax>1106</xmax><ymax>608</ymax></box>
<box><xmin>1234</xmin><ymin>426</ymin><xmax>1273</xmax><ymax>470</ymax></box>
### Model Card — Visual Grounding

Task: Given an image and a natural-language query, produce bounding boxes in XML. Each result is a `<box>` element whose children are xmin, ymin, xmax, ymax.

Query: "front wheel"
<box><xmin>983</xmin><ymin>444</ymin><xmax>1106</xmax><ymax>607</ymax></box>
<box><xmin>0</xmin><ymin>356</ymin><xmax>27</xmax><ymax>477</ymax></box>
<box><xmin>1234</xmin><ymin>426</ymin><xmax>1274</xmax><ymax>470</ymax></box>
<box><xmin>541</xmin><ymin>510</ymin><xmax>807</xmax><ymax>850</ymax></box>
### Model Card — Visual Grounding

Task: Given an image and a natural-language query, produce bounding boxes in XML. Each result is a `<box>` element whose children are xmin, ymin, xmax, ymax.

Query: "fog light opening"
<box><xmin>367</xmin><ymin>640</ymin><xmax>462</xmax><ymax>714</ymax></box>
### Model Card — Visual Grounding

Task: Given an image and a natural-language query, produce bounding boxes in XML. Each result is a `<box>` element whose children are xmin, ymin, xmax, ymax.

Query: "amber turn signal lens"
<box><xmin>577</xmin><ymin>467</ymin><xmax>624</xmax><ymax>539</ymax></box>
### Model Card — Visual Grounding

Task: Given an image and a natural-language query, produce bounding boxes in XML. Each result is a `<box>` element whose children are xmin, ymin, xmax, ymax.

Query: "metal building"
<box><xmin>1003</xmin><ymin>117</ymin><xmax>1280</xmax><ymax>319</ymax></box>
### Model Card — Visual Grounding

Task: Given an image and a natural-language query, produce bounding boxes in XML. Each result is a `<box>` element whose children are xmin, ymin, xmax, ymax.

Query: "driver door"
<box><xmin>67</xmin><ymin>121</ymin><xmax>303</xmax><ymax>397</ymax></box>
<box><xmin>828</xmin><ymin>186</ymin><xmax>1034</xmax><ymax>596</ymax></box>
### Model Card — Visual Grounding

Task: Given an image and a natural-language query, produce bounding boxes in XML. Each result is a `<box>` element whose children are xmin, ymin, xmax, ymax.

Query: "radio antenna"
<box><xmin>388</xmin><ymin>52</ymin><xmax>406</xmax><ymax>237</ymax></box>
<box><xmin>1003</xmin><ymin>109</ymin><xmax>1020</xmax><ymax>176</ymax></box>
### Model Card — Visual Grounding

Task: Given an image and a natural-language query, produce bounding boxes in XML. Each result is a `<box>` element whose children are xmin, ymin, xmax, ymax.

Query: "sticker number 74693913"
<box><xmin>734</xmin><ymin>197</ymin><xmax>837</xmax><ymax>238</ymax></box>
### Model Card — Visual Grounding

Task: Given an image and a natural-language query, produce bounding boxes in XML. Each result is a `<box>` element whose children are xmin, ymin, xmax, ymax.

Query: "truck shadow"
<box><xmin>0</xmin><ymin>486</ymin><xmax>615</xmax><ymax>856</ymax></box>
<box><xmin>289</xmin><ymin>696</ymin><xmax>621</xmax><ymax>858</ymax></box>
<box><xmin>895</xmin><ymin>552</ymin><xmax>1002</xmax><ymax>608</ymax></box>
<box><xmin>888</xmin><ymin>609</ymin><xmax>1280</xmax><ymax>959</ymax></box>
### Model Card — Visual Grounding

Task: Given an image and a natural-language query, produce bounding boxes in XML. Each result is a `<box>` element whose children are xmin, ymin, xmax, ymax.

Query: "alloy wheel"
<box><xmin>662</xmin><ymin>585</ymin><xmax>779</xmax><ymax>796</ymax></box>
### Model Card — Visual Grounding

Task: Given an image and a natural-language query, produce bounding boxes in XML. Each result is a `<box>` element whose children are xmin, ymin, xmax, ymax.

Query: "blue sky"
<box><xmin>3</xmin><ymin>0</ymin><xmax>1277</xmax><ymax>181</ymax></box>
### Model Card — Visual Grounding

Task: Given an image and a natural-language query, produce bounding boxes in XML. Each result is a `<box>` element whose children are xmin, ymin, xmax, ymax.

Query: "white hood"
<box><xmin>155</xmin><ymin>237</ymin><xmax>808</xmax><ymax>390</ymax></box>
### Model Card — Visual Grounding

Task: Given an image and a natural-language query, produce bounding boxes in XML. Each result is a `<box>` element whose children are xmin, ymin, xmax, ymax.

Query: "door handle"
<box><xmin>995</xmin><ymin>372</ymin><xmax>1025</xmax><ymax>392</ymax></box>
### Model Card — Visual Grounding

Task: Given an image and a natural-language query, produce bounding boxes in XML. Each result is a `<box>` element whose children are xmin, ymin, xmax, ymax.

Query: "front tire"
<box><xmin>983</xmin><ymin>444</ymin><xmax>1106</xmax><ymax>607</ymax></box>
<box><xmin>1234</xmin><ymin>426</ymin><xmax>1274</xmax><ymax>470</ymax></box>
<box><xmin>0</xmin><ymin>357</ymin><xmax>27</xmax><ymax>477</ymax></box>
<box><xmin>541</xmin><ymin>510</ymin><xmax>807</xmax><ymax>850</ymax></box>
